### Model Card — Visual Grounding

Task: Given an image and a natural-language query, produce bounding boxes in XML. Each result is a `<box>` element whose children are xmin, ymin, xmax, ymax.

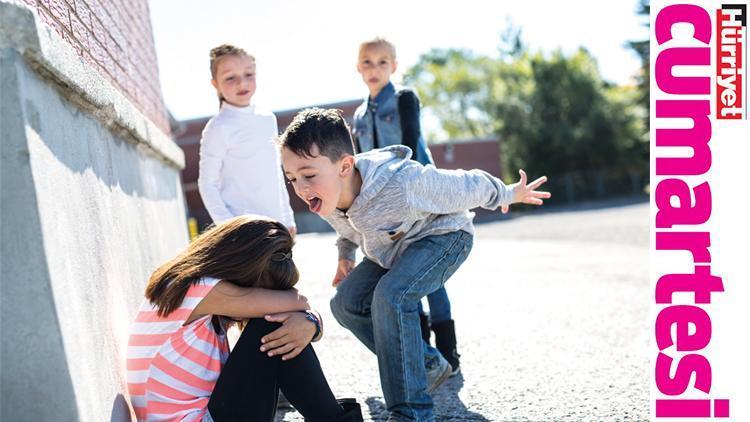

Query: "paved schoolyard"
<box><xmin>276</xmin><ymin>199</ymin><xmax>649</xmax><ymax>421</ymax></box>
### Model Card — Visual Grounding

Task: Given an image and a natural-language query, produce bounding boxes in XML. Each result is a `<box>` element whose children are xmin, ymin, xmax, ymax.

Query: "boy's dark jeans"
<box><xmin>330</xmin><ymin>231</ymin><xmax>473</xmax><ymax>421</ymax></box>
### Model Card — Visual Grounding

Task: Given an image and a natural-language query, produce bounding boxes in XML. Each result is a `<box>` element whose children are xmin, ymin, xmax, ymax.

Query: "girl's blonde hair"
<box><xmin>209</xmin><ymin>44</ymin><xmax>256</xmax><ymax>107</ymax></box>
<box><xmin>145</xmin><ymin>216</ymin><xmax>298</xmax><ymax>317</ymax></box>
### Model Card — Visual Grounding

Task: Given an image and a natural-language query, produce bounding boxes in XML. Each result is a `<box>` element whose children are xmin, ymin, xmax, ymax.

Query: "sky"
<box><xmin>149</xmin><ymin>0</ymin><xmax>649</xmax><ymax>127</ymax></box>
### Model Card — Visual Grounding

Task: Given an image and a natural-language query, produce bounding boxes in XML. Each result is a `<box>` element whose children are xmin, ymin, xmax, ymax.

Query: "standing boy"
<box><xmin>278</xmin><ymin>108</ymin><xmax>549</xmax><ymax>421</ymax></box>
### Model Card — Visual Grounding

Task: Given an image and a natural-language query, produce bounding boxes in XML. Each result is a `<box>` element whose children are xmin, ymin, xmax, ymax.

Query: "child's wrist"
<box><xmin>298</xmin><ymin>310</ymin><xmax>321</xmax><ymax>341</ymax></box>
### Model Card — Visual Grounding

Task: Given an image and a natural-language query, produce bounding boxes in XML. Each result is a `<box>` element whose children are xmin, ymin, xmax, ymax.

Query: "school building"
<box><xmin>172</xmin><ymin>102</ymin><xmax>503</xmax><ymax>233</ymax></box>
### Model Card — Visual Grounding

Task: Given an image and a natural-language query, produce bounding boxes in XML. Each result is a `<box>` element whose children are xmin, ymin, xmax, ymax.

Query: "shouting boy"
<box><xmin>278</xmin><ymin>108</ymin><xmax>549</xmax><ymax>421</ymax></box>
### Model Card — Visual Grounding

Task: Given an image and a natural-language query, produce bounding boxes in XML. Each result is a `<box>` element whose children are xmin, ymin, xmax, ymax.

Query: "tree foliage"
<box><xmin>404</xmin><ymin>25</ymin><xmax>647</xmax><ymax>193</ymax></box>
<box><xmin>628</xmin><ymin>0</ymin><xmax>650</xmax><ymax>129</ymax></box>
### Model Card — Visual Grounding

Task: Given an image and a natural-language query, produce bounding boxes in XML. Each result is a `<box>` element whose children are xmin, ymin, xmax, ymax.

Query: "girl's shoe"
<box><xmin>431</xmin><ymin>319</ymin><xmax>460</xmax><ymax>375</ymax></box>
<box><xmin>304</xmin><ymin>398</ymin><xmax>363</xmax><ymax>422</ymax></box>
<box><xmin>334</xmin><ymin>398</ymin><xmax>364</xmax><ymax>422</ymax></box>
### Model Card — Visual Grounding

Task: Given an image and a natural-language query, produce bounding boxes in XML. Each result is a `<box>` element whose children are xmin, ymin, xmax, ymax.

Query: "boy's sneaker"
<box><xmin>426</xmin><ymin>353</ymin><xmax>452</xmax><ymax>393</ymax></box>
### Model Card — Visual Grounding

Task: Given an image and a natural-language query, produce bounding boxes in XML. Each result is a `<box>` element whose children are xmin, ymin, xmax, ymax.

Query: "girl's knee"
<box><xmin>241</xmin><ymin>318</ymin><xmax>282</xmax><ymax>337</ymax></box>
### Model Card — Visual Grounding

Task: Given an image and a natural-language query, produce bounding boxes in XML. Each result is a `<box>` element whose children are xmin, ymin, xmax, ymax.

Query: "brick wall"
<box><xmin>24</xmin><ymin>0</ymin><xmax>170</xmax><ymax>134</ymax></box>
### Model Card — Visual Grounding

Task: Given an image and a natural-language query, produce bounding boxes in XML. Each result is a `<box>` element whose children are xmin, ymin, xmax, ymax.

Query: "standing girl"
<box><xmin>126</xmin><ymin>216</ymin><xmax>362</xmax><ymax>421</ymax></box>
<box><xmin>198</xmin><ymin>45</ymin><xmax>296</xmax><ymax>235</ymax></box>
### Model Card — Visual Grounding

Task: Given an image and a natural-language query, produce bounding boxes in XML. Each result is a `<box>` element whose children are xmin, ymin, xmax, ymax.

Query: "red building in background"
<box><xmin>173</xmin><ymin>100</ymin><xmax>502</xmax><ymax>232</ymax></box>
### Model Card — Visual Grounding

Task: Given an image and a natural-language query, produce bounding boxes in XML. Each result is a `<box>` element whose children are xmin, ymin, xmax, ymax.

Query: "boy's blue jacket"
<box><xmin>322</xmin><ymin>145</ymin><xmax>514</xmax><ymax>268</ymax></box>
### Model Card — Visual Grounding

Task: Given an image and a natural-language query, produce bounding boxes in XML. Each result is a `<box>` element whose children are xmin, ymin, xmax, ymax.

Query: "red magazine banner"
<box><xmin>651</xmin><ymin>1</ymin><xmax>749</xmax><ymax>420</ymax></box>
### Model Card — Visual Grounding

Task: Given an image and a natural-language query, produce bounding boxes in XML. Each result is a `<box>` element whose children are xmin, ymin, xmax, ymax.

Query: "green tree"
<box><xmin>406</xmin><ymin>49</ymin><xmax>497</xmax><ymax>140</ymax></box>
<box><xmin>405</xmin><ymin>29</ymin><xmax>646</xmax><ymax>199</ymax></box>
<box><xmin>628</xmin><ymin>0</ymin><xmax>650</xmax><ymax>122</ymax></box>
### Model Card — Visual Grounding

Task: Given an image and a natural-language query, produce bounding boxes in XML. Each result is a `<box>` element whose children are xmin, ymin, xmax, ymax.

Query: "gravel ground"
<box><xmin>275</xmin><ymin>198</ymin><xmax>650</xmax><ymax>421</ymax></box>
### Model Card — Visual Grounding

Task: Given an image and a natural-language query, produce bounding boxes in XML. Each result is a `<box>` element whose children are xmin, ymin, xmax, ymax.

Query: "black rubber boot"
<box><xmin>419</xmin><ymin>312</ymin><xmax>431</xmax><ymax>344</ymax></box>
<box><xmin>432</xmin><ymin>319</ymin><xmax>460</xmax><ymax>374</ymax></box>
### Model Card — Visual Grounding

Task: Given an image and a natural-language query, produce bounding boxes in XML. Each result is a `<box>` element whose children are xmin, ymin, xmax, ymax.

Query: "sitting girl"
<box><xmin>127</xmin><ymin>216</ymin><xmax>362</xmax><ymax>421</ymax></box>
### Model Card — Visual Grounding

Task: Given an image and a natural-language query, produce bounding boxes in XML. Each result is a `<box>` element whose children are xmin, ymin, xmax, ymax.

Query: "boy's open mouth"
<box><xmin>308</xmin><ymin>197</ymin><xmax>322</xmax><ymax>213</ymax></box>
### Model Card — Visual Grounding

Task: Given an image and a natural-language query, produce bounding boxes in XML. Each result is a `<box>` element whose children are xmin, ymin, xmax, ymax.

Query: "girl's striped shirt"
<box><xmin>127</xmin><ymin>277</ymin><xmax>230</xmax><ymax>421</ymax></box>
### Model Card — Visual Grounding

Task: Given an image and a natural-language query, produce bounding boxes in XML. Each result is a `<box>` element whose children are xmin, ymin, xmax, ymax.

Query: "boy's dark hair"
<box><xmin>277</xmin><ymin>108</ymin><xmax>355</xmax><ymax>162</ymax></box>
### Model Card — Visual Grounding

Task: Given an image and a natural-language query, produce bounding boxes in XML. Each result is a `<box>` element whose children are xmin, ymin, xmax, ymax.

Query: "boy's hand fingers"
<box><xmin>518</xmin><ymin>169</ymin><xmax>527</xmax><ymax>185</ymax></box>
<box><xmin>528</xmin><ymin>176</ymin><xmax>548</xmax><ymax>189</ymax></box>
<box><xmin>332</xmin><ymin>272</ymin><xmax>344</xmax><ymax>287</ymax></box>
<box><xmin>524</xmin><ymin>198</ymin><xmax>544</xmax><ymax>205</ymax></box>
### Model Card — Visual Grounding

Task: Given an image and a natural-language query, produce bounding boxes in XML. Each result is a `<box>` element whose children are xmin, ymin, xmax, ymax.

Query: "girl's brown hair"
<box><xmin>145</xmin><ymin>216</ymin><xmax>298</xmax><ymax>317</ymax></box>
<box><xmin>209</xmin><ymin>44</ymin><xmax>256</xmax><ymax>107</ymax></box>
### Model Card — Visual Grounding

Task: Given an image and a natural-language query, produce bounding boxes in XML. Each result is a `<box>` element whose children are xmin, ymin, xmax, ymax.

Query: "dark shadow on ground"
<box><xmin>364</xmin><ymin>375</ymin><xmax>490</xmax><ymax>421</ymax></box>
<box><xmin>365</xmin><ymin>396</ymin><xmax>389</xmax><ymax>420</ymax></box>
<box><xmin>433</xmin><ymin>373</ymin><xmax>490</xmax><ymax>421</ymax></box>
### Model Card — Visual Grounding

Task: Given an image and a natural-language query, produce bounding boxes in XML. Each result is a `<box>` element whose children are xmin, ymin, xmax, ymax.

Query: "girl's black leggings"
<box><xmin>207</xmin><ymin>318</ymin><xmax>345</xmax><ymax>421</ymax></box>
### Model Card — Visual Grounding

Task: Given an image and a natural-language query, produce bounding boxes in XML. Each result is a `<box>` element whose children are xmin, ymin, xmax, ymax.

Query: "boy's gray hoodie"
<box><xmin>322</xmin><ymin>145</ymin><xmax>515</xmax><ymax>269</ymax></box>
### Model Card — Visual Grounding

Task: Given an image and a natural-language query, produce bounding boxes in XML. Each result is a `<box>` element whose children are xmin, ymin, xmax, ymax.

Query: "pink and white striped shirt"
<box><xmin>127</xmin><ymin>277</ymin><xmax>230</xmax><ymax>421</ymax></box>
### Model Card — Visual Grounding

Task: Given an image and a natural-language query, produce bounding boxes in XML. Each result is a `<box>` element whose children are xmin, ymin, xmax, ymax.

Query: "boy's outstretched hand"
<box><xmin>501</xmin><ymin>169</ymin><xmax>551</xmax><ymax>214</ymax></box>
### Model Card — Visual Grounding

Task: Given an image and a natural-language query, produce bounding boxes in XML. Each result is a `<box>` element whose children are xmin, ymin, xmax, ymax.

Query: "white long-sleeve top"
<box><xmin>198</xmin><ymin>102</ymin><xmax>296</xmax><ymax>229</ymax></box>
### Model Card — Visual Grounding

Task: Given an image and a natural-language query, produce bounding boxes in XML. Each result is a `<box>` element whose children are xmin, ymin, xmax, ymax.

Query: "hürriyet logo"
<box><xmin>716</xmin><ymin>4</ymin><xmax>747</xmax><ymax>119</ymax></box>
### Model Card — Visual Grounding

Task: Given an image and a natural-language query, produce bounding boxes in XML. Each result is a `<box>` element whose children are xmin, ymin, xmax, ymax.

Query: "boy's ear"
<box><xmin>211</xmin><ymin>79</ymin><xmax>218</xmax><ymax>90</ymax></box>
<box><xmin>339</xmin><ymin>155</ymin><xmax>356</xmax><ymax>177</ymax></box>
<box><xmin>392</xmin><ymin>60</ymin><xmax>398</xmax><ymax>73</ymax></box>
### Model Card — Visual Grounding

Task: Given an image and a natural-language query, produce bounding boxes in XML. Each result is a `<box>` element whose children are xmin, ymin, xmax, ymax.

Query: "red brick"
<box><xmin>72</xmin><ymin>0</ymin><xmax>93</xmax><ymax>28</ymax></box>
<box><xmin>36</xmin><ymin>0</ymin><xmax>170</xmax><ymax>134</ymax></box>
<box><xmin>89</xmin><ymin>14</ymin><xmax>107</xmax><ymax>47</ymax></box>
<box><xmin>105</xmin><ymin>33</ymin><xmax>126</xmax><ymax>67</ymax></box>
<box><xmin>36</xmin><ymin>7</ymin><xmax>65</xmax><ymax>37</ymax></box>
<box><xmin>40</xmin><ymin>0</ymin><xmax>71</xmax><ymax>31</ymax></box>
<box><xmin>86</xmin><ymin>35</ymin><xmax>106</xmax><ymax>66</ymax></box>
<box><xmin>69</xmin><ymin>12</ymin><xmax>90</xmax><ymax>51</ymax></box>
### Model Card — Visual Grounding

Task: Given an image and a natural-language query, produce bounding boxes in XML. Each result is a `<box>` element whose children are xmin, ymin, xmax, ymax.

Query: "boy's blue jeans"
<box><xmin>330</xmin><ymin>231</ymin><xmax>473</xmax><ymax>421</ymax></box>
